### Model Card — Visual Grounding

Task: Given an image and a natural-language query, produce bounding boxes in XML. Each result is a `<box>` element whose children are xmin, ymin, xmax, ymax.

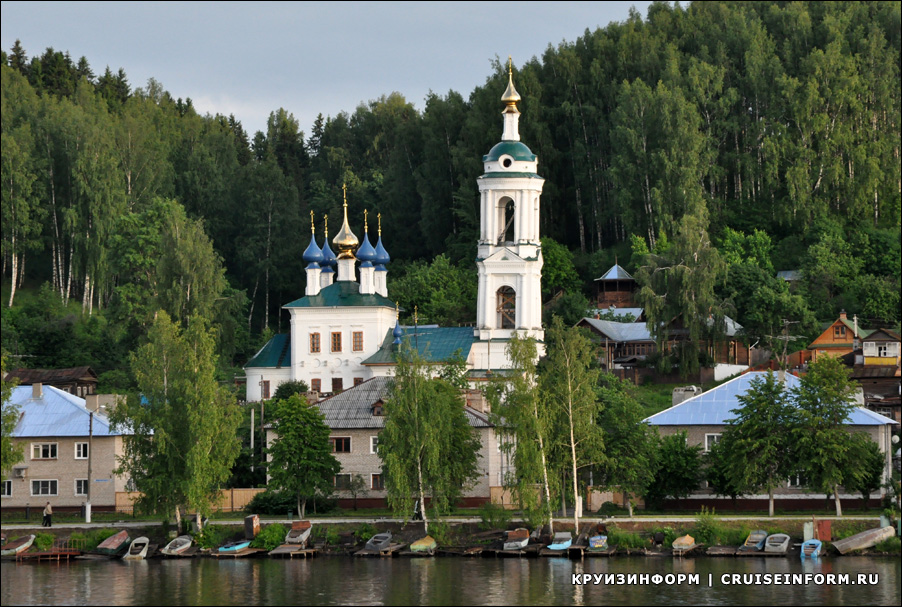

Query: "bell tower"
<box><xmin>473</xmin><ymin>58</ymin><xmax>544</xmax><ymax>368</ymax></box>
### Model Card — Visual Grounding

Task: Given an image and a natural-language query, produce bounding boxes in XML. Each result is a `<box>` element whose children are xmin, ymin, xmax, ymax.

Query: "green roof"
<box><xmin>246</xmin><ymin>333</ymin><xmax>290</xmax><ymax>368</ymax></box>
<box><xmin>483</xmin><ymin>141</ymin><xmax>536</xmax><ymax>162</ymax></box>
<box><xmin>840</xmin><ymin>318</ymin><xmax>873</xmax><ymax>337</ymax></box>
<box><xmin>284</xmin><ymin>281</ymin><xmax>395</xmax><ymax>309</ymax></box>
<box><xmin>363</xmin><ymin>326</ymin><xmax>475</xmax><ymax>365</ymax></box>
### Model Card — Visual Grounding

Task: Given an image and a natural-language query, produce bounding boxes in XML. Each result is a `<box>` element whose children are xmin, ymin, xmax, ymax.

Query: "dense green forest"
<box><xmin>2</xmin><ymin>1</ymin><xmax>900</xmax><ymax>387</ymax></box>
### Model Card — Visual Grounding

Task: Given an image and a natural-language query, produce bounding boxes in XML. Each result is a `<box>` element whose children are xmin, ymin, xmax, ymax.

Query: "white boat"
<box><xmin>764</xmin><ymin>534</ymin><xmax>790</xmax><ymax>554</ymax></box>
<box><xmin>503</xmin><ymin>528</ymin><xmax>529</xmax><ymax>551</ymax></box>
<box><xmin>161</xmin><ymin>535</ymin><xmax>193</xmax><ymax>556</ymax></box>
<box><xmin>285</xmin><ymin>520</ymin><xmax>312</xmax><ymax>546</ymax></box>
<box><xmin>1</xmin><ymin>535</ymin><xmax>35</xmax><ymax>557</ymax></box>
<box><xmin>123</xmin><ymin>536</ymin><xmax>150</xmax><ymax>560</ymax></box>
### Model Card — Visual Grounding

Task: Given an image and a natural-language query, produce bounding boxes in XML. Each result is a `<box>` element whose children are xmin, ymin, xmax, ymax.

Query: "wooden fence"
<box><xmin>115</xmin><ymin>488</ymin><xmax>265</xmax><ymax>514</ymax></box>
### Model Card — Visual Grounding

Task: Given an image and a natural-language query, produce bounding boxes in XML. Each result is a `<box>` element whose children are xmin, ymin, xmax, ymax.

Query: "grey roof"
<box><xmin>580</xmin><ymin>318</ymin><xmax>653</xmax><ymax>342</ymax></box>
<box><xmin>10</xmin><ymin>385</ymin><xmax>123</xmax><ymax>438</ymax></box>
<box><xmin>644</xmin><ymin>372</ymin><xmax>898</xmax><ymax>427</ymax></box>
<box><xmin>314</xmin><ymin>377</ymin><xmax>492</xmax><ymax>430</ymax></box>
<box><xmin>595</xmin><ymin>264</ymin><xmax>633</xmax><ymax>281</ymax></box>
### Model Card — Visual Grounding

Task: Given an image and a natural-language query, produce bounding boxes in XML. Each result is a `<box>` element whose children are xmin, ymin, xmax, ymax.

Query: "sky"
<box><xmin>1</xmin><ymin>1</ymin><xmax>653</xmax><ymax>136</ymax></box>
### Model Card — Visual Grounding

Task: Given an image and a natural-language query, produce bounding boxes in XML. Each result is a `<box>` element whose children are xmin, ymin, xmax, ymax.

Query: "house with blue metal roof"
<box><xmin>2</xmin><ymin>384</ymin><xmax>130</xmax><ymax>513</ymax></box>
<box><xmin>643</xmin><ymin>371</ymin><xmax>898</xmax><ymax>510</ymax></box>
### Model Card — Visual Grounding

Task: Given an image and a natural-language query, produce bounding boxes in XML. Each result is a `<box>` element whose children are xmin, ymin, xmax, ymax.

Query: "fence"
<box><xmin>115</xmin><ymin>488</ymin><xmax>265</xmax><ymax>514</ymax></box>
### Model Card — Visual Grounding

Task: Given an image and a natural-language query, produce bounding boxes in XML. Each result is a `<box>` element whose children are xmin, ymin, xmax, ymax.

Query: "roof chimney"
<box><xmin>32</xmin><ymin>383</ymin><xmax>43</xmax><ymax>399</ymax></box>
<box><xmin>839</xmin><ymin>310</ymin><xmax>847</xmax><ymax>320</ymax></box>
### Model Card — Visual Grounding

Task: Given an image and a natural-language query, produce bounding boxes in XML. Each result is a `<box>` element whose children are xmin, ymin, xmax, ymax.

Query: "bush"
<box><xmin>429</xmin><ymin>521</ymin><xmax>451</xmax><ymax>546</ymax></box>
<box><xmin>324</xmin><ymin>527</ymin><xmax>340</xmax><ymax>545</ymax></box>
<box><xmin>87</xmin><ymin>529</ymin><xmax>118</xmax><ymax>551</ymax></box>
<box><xmin>692</xmin><ymin>506</ymin><xmax>723</xmax><ymax>545</ymax></box>
<box><xmin>194</xmin><ymin>525</ymin><xmax>229</xmax><ymax>549</ymax></box>
<box><xmin>608</xmin><ymin>528</ymin><xmax>644</xmax><ymax>549</ymax></box>
<box><xmin>34</xmin><ymin>532</ymin><xmax>55</xmax><ymax>551</ymax></box>
<box><xmin>478</xmin><ymin>502</ymin><xmax>512</xmax><ymax>530</ymax></box>
<box><xmin>245</xmin><ymin>490</ymin><xmax>297</xmax><ymax>515</ymax></box>
<box><xmin>597</xmin><ymin>501</ymin><xmax>628</xmax><ymax>516</ymax></box>
<box><xmin>354</xmin><ymin>523</ymin><xmax>378</xmax><ymax>544</ymax></box>
<box><xmin>650</xmin><ymin>526</ymin><xmax>679</xmax><ymax>547</ymax></box>
<box><xmin>873</xmin><ymin>536</ymin><xmax>900</xmax><ymax>553</ymax></box>
<box><xmin>251</xmin><ymin>524</ymin><xmax>287</xmax><ymax>551</ymax></box>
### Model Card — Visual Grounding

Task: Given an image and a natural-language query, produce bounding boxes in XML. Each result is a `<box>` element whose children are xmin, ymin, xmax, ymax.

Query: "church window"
<box><xmin>354</xmin><ymin>377</ymin><xmax>364</xmax><ymax>386</ymax></box>
<box><xmin>332</xmin><ymin>377</ymin><xmax>343</xmax><ymax>393</ymax></box>
<box><xmin>331</xmin><ymin>332</ymin><xmax>342</xmax><ymax>352</ymax></box>
<box><xmin>497</xmin><ymin>287</ymin><xmax>516</xmax><ymax>329</ymax></box>
<box><xmin>310</xmin><ymin>333</ymin><xmax>321</xmax><ymax>353</ymax></box>
<box><xmin>352</xmin><ymin>331</ymin><xmax>364</xmax><ymax>352</ymax></box>
<box><xmin>499</xmin><ymin>198</ymin><xmax>515</xmax><ymax>243</ymax></box>
<box><xmin>261</xmin><ymin>381</ymin><xmax>270</xmax><ymax>400</ymax></box>
<box><xmin>311</xmin><ymin>378</ymin><xmax>321</xmax><ymax>392</ymax></box>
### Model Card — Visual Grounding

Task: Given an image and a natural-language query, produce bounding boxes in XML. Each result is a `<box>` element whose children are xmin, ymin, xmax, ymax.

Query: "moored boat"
<box><xmin>503</xmin><ymin>528</ymin><xmax>529</xmax><ymax>551</ymax></box>
<box><xmin>830</xmin><ymin>526</ymin><xmax>895</xmax><ymax>555</ymax></box>
<box><xmin>801</xmin><ymin>539</ymin><xmax>823</xmax><ymax>559</ymax></box>
<box><xmin>738</xmin><ymin>530</ymin><xmax>767</xmax><ymax>552</ymax></box>
<box><xmin>672</xmin><ymin>534</ymin><xmax>697</xmax><ymax>555</ymax></box>
<box><xmin>410</xmin><ymin>535</ymin><xmax>437</xmax><ymax>554</ymax></box>
<box><xmin>365</xmin><ymin>532</ymin><xmax>392</xmax><ymax>552</ymax></box>
<box><xmin>764</xmin><ymin>533</ymin><xmax>790</xmax><ymax>554</ymax></box>
<box><xmin>0</xmin><ymin>535</ymin><xmax>35</xmax><ymax>557</ymax></box>
<box><xmin>218</xmin><ymin>540</ymin><xmax>251</xmax><ymax>553</ymax></box>
<box><xmin>123</xmin><ymin>537</ymin><xmax>150</xmax><ymax>560</ymax></box>
<box><xmin>547</xmin><ymin>532</ymin><xmax>572</xmax><ymax>551</ymax></box>
<box><xmin>161</xmin><ymin>535</ymin><xmax>193</xmax><ymax>556</ymax></box>
<box><xmin>285</xmin><ymin>520</ymin><xmax>312</xmax><ymax>546</ymax></box>
<box><xmin>96</xmin><ymin>531</ymin><xmax>131</xmax><ymax>557</ymax></box>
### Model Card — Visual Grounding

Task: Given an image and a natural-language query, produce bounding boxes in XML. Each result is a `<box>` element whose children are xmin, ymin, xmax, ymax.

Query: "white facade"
<box><xmin>246</xmin><ymin>67</ymin><xmax>544</xmax><ymax>398</ymax></box>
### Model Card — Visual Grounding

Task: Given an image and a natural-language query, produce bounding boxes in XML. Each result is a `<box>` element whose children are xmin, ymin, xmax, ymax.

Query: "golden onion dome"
<box><xmin>333</xmin><ymin>184</ymin><xmax>359</xmax><ymax>259</ymax></box>
<box><xmin>501</xmin><ymin>56</ymin><xmax>520</xmax><ymax>109</ymax></box>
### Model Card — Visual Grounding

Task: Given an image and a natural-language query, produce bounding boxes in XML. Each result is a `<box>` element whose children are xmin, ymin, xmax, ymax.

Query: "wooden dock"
<box><xmin>211</xmin><ymin>548</ymin><xmax>267</xmax><ymax>559</ymax></box>
<box><xmin>584</xmin><ymin>547</ymin><xmax>617</xmax><ymax>557</ymax></box>
<box><xmin>672</xmin><ymin>543</ymin><xmax>705</xmax><ymax>557</ymax></box>
<box><xmin>269</xmin><ymin>544</ymin><xmax>317</xmax><ymax>559</ymax></box>
<box><xmin>706</xmin><ymin>546</ymin><xmax>738</xmax><ymax>556</ymax></box>
<box><xmin>354</xmin><ymin>542</ymin><xmax>406</xmax><ymax>557</ymax></box>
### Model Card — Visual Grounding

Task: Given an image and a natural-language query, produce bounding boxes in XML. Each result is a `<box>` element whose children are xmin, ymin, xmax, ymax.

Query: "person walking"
<box><xmin>42</xmin><ymin>501</ymin><xmax>53</xmax><ymax>527</ymax></box>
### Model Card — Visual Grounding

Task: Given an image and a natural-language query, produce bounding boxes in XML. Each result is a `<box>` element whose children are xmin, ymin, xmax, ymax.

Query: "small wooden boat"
<box><xmin>96</xmin><ymin>531</ymin><xmax>131</xmax><ymax>557</ymax></box>
<box><xmin>365</xmin><ymin>532</ymin><xmax>392</xmax><ymax>552</ymax></box>
<box><xmin>123</xmin><ymin>536</ymin><xmax>150</xmax><ymax>560</ymax></box>
<box><xmin>588</xmin><ymin>535</ymin><xmax>608</xmax><ymax>551</ymax></box>
<box><xmin>547</xmin><ymin>532</ymin><xmax>572</xmax><ymax>551</ymax></box>
<box><xmin>285</xmin><ymin>520</ymin><xmax>312</xmax><ymax>546</ymax></box>
<box><xmin>800</xmin><ymin>539</ymin><xmax>822</xmax><ymax>559</ymax></box>
<box><xmin>410</xmin><ymin>535</ymin><xmax>437</xmax><ymax>554</ymax></box>
<box><xmin>764</xmin><ymin>533</ymin><xmax>790</xmax><ymax>554</ymax></box>
<box><xmin>830</xmin><ymin>526</ymin><xmax>895</xmax><ymax>555</ymax></box>
<box><xmin>218</xmin><ymin>540</ymin><xmax>251</xmax><ymax>553</ymax></box>
<box><xmin>738</xmin><ymin>530</ymin><xmax>767</xmax><ymax>552</ymax></box>
<box><xmin>161</xmin><ymin>535</ymin><xmax>193</xmax><ymax>556</ymax></box>
<box><xmin>1</xmin><ymin>535</ymin><xmax>35</xmax><ymax>557</ymax></box>
<box><xmin>672</xmin><ymin>534</ymin><xmax>698</xmax><ymax>555</ymax></box>
<box><xmin>503</xmin><ymin>528</ymin><xmax>529</xmax><ymax>551</ymax></box>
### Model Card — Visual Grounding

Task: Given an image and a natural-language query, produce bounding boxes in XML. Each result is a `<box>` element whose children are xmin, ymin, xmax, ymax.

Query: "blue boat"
<box><xmin>738</xmin><ymin>530</ymin><xmax>767</xmax><ymax>552</ymax></box>
<box><xmin>800</xmin><ymin>539</ymin><xmax>822</xmax><ymax>559</ymax></box>
<box><xmin>218</xmin><ymin>540</ymin><xmax>251</xmax><ymax>553</ymax></box>
<box><xmin>548</xmin><ymin>532</ymin><xmax>572</xmax><ymax>551</ymax></box>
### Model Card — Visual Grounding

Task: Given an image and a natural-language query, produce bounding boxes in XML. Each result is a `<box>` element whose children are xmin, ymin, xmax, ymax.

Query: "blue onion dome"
<box><xmin>357</xmin><ymin>233</ymin><xmax>377</xmax><ymax>264</ymax></box>
<box><xmin>321</xmin><ymin>239</ymin><xmax>338</xmax><ymax>270</ymax></box>
<box><xmin>392</xmin><ymin>319</ymin><xmax>403</xmax><ymax>345</ymax></box>
<box><xmin>303</xmin><ymin>234</ymin><xmax>324</xmax><ymax>267</ymax></box>
<box><xmin>374</xmin><ymin>235</ymin><xmax>390</xmax><ymax>267</ymax></box>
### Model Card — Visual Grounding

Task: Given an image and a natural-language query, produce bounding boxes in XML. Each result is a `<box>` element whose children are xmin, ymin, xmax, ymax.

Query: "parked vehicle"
<box><xmin>217</xmin><ymin>540</ymin><xmax>251</xmax><ymax>553</ymax></box>
<box><xmin>95</xmin><ymin>531</ymin><xmax>131</xmax><ymax>557</ymax></box>
<box><xmin>410</xmin><ymin>536</ymin><xmax>437</xmax><ymax>554</ymax></box>
<box><xmin>503</xmin><ymin>529</ymin><xmax>529</xmax><ymax>551</ymax></box>
<box><xmin>547</xmin><ymin>532</ymin><xmax>572</xmax><ymax>551</ymax></box>
<box><xmin>123</xmin><ymin>537</ymin><xmax>150</xmax><ymax>560</ymax></box>
<box><xmin>800</xmin><ymin>539</ymin><xmax>823</xmax><ymax>559</ymax></box>
<box><xmin>0</xmin><ymin>535</ymin><xmax>35</xmax><ymax>557</ymax></box>
<box><xmin>588</xmin><ymin>535</ymin><xmax>608</xmax><ymax>551</ymax></box>
<box><xmin>285</xmin><ymin>521</ymin><xmax>312</xmax><ymax>546</ymax></box>
<box><xmin>738</xmin><ymin>530</ymin><xmax>767</xmax><ymax>552</ymax></box>
<box><xmin>365</xmin><ymin>532</ymin><xmax>392</xmax><ymax>552</ymax></box>
<box><xmin>161</xmin><ymin>535</ymin><xmax>193</xmax><ymax>556</ymax></box>
<box><xmin>764</xmin><ymin>534</ymin><xmax>790</xmax><ymax>554</ymax></box>
<box><xmin>672</xmin><ymin>534</ymin><xmax>698</xmax><ymax>555</ymax></box>
<box><xmin>830</xmin><ymin>526</ymin><xmax>895</xmax><ymax>555</ymax></box>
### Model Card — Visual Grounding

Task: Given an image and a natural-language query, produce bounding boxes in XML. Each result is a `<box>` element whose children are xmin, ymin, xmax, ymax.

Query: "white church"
<box><xmin>245</xmin><ymin>67</ymin><xmax>545</xmax><ymax>402</ymax></box>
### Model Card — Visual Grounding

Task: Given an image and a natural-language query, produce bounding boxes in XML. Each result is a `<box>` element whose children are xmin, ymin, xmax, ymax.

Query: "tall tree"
<box><xmin>644</xmin><ymin>431</ymin><xmax>702</xmax><ymax>510</ymax></box>
<box><xmin>792</xmin><ymin>355</ymin><xmax>861</xmax><ymax>517</ymax></box>
<box><xmin>266</xmin><ymin>394</ymin><xmax>340</xmax><ymax>518</ymax></box>
<box><xmin>541</xmin><ymin>317</ymin><xmax>605</xmax><ymax>531</ymax></box>
<box><xmin>722</xmin><ymin>372</ymin><xmax>795</xmax><ymax>516</ymax></box>
<box><xmin>111</xmin><ymin>311</ymin><xmax>241</xmax><ymax>529</ymax></box>
<box><xmin>1</xmin><ymin>353</ymin><xmax>23</xmax><ymax>479</ymax></box>
<box><xmin>379</xmin><ymin>347</ymin><xmax>481</xmax><ymax>532</ymax></box>
<box><xmin>489</xmin><ymin>334</ymin><xmax>557</xmax><ymax>531</ymax></box>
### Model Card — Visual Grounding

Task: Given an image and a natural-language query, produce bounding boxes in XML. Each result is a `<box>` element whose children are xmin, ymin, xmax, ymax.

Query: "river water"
<box><xmin>2</xmin><ymin>555</ymin><xmax>900</xmax><ymax>605</ymax></box>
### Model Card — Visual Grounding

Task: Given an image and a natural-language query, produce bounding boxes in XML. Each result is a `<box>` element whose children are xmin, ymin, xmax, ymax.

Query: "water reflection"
<box><xmin>1</xmin><ymin>556</ymin><xmax>899</xmax><ymax>606</ymax></box>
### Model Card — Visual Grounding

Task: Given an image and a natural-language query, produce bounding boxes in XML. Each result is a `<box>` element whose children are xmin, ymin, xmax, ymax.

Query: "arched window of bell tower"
<box><xmin>496</xmin><ymin>286</ymin><xmax>516</xmax><ymax>329</ymax></box>
<box><xmin>498</xmin><ymin>198</ymin><xmax>515</xmax><ymax>244</ymax></box>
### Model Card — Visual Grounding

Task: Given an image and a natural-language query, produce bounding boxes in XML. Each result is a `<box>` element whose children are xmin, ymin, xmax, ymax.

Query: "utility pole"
<box><xmin>86</xmin><ymin>411</ymin><xmax>93</xmax><ymax>523</ymax></box>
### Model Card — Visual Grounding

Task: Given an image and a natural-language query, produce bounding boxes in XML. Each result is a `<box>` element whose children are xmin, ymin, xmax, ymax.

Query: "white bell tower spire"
<box><xmin>472</xmin><ymin>57</ymin><xmax>545</xmax><ymax>370</ymax></box>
